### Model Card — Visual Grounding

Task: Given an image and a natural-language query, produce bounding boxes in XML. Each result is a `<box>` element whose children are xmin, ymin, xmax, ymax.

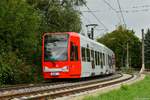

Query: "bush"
<box><xmin>0</xmin><ymin>51</ymin><xmax>37</xmax><ymax>84</ymax></box>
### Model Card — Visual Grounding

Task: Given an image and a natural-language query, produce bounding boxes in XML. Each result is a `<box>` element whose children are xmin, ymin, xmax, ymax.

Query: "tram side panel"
<box><xmin>92</xmin><ymin>43</ymin><xmax>106</xmax><ymax>76</ymax></box>
<box><xmin>80</xmin><ymin>37</ymin><xmax>92</xmax><ymax>77</ymax></box>
<box><xmin>80</xmin><ymin>36</ymin><xmax>115</xmax><ymax>78</ymax></box>
<box><xmin>80</xmin><ymin>37</ymin><xmax>107</xmax><ymax>77</ymax></box>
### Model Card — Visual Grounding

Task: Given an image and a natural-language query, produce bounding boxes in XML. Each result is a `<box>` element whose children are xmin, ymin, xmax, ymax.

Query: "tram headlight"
<box><xmin>43</xmin><ymin>66</ymin><xmax>49</xmax><ymax>72</ymax></box>
<box><xmin>62</xmin><ymin>66</ymin><xmax>69</xmax><ymax>72</ymax></box>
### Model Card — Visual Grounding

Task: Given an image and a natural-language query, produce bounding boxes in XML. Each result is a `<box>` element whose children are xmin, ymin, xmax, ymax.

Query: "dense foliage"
<box><xmin>0</xmin><ymin>0</ymin><xmax>41</xmax><ymax>84</ymax></box>
<box><xmin>26</xmin><ymin>0</ymin><xmax>83</xmax><ymax>33</ymax></box>
<box><xmin>97</xmin><ymin>26</ymin><xmax>141</xmax><ymax>68</ymax></box>
<box><xmin>0</xmin><ymin>0</ymin><xmax>84</xmax><ymax>85</ymax></box>
<box><xmin>145</xmin><ymin>29</ymin><xmax>150</xmax><ymax>68</ymax></box>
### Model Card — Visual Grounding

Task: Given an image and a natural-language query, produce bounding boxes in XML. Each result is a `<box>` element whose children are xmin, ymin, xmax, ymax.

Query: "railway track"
<box><xmin>0</xmin><ymin>73</ymin><xmax>134</xmax><ymax>100</ymax></box>
<box><xmin>0</xmin><ymin>82</ymin><xmax>65</xmax><ymax>92</ymax></box>
<box><xmin>0</xmin><ymin>74</ymin><xmax>120</xmax><ymax>93</ymax></box>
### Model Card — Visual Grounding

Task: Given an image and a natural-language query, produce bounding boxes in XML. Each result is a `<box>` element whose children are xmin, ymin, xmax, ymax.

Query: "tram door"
<box><xmin>91</xmin><ymin>50</ymin><xmax>95</xmax><ymax>69</ymax></box>
<box><xmin>69</xmin><ymin>36</ymin><xmax>81</xmax><ymax>76</ymax></box>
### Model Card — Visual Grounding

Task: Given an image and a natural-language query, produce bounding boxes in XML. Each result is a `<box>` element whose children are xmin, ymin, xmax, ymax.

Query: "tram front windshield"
<box><xmin>44</xmin><ymin>34</ymin><xmax>68</xmax><ymax>61</ymax></box>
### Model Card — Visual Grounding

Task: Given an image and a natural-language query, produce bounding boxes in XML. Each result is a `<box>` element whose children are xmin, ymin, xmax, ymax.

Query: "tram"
<box><xmin>42</xmin><ymin>32</ymin><xmax>115</xmax><ymax>79</ymax></box>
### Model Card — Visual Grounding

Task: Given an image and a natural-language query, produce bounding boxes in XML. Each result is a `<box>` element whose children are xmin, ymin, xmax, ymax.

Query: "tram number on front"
<box><xmin>51</xmin><ymin>72</ymin><xmax>60</xmax><ymax>76</ymax></box>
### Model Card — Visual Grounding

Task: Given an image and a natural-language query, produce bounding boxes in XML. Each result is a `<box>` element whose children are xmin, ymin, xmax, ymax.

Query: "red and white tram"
<box><xmin>42</xmin><ymin>32</ymin><xmax>115</xmax><ymax>79</ymax></box>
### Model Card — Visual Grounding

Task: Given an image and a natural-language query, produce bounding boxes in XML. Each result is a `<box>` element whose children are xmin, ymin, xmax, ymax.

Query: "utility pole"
<box><xmin>140</xmin><ymin>29</ymin><xmax>145</xmax><ymax>73</ymax></box>
<box><xmin>126</xmin><ymin>42</ymin><xmax>129</xmax><ymax>68</ymax></box>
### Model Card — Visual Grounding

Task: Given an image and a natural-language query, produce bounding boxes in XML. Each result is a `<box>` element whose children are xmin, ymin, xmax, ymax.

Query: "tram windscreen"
<box><xmin>44</xmin><ymin>34</ymin><xmax>68</xmax><ymax>61</ymax></box>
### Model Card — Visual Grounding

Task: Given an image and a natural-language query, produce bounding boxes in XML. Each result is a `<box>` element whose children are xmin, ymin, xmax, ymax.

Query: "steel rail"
<box><xmin>0</xmin><ymin>73</ymin><xmax>123</xmax><ymax>100</ymax></box>
<box><xmin>25</xmin><ymin>74</ymin><xmax>133</xmax><ymax>100</ymax></box>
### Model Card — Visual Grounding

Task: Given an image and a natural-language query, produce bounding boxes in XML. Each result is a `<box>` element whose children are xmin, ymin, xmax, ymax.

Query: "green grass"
<box><xmin>83</xmin><ymin>75</ymin><xmax>150</xmax><ymax>100</ymax></box>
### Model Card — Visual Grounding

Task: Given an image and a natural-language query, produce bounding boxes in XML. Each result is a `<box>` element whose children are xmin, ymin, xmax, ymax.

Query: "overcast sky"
<box><xmin>79</xmin><ymin>0</ymin><xmax>150</xmax><ymax>39</ymax></box>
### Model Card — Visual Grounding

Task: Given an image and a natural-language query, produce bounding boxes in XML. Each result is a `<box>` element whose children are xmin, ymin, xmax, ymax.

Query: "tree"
<box><xmin>0</xmin><ymin>0</ymin><xmax>41</xmax><ymax>84</ymax></box>
<box><xmin>26</xmin><ymin>0</ymin><xmax>84</xmax><ymax>33</ymax></box>
<box><xmin>61</xmin><ymin>0</ymin><xmax>86</xmax><ymax>6</ymax></box>
<box><xmin>26</xmin><ymin>0</ymin><xmax>86</xmax><ymax>8</ymax></box>
<box><xmin>145</xmin><ymin>28</ymin><xmax>150</xmax><ymax>68</ymax></box>
<box><xmin>97</xmin><ymin>26</ymin><xmax>141</xmax><ymax>69</ymax></box>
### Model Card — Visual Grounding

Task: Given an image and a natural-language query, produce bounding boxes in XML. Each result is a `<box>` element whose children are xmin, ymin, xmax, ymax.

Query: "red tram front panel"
<box><xmin>42</xmin><ymin>32</ymin><xmax>81</xmax><ymax>79</ymax></box>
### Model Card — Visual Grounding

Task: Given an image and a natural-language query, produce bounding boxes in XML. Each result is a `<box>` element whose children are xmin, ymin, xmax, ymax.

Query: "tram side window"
<box><xmin>108</xmin><ymin>55</ymin><xmax>109</xmax><ymax>66</ymax></box>
<box><xmin>96</xmin><ymin>52</ymin><xmax>99</xmax><ymax>65</ymax></box>
<box><xmin>108</xmin><ymin>55</ymin><xmax>110</xmax><ymax>67</ymax></box>
<box><xmin>100</xmin><ymin>52</ymin><xmax>103</xmax><ymax>68</ymax></box>
<box><xmin>91</xmin><ymin>50</ymin><xmax>94</xmax><ymax>62</ymax></box>
<box><xmin>110</xmin><ymin>56</ymin><xmax>113</xmax><ymax>68</ymax></box>
<box><xmin>95</xmin><ymin>51</ymin><xmax>97</xmax><ymax>65</ymax></box>
<box><xmin>70</xmin><ymin>42</ymin><xmax>78</xmax><ymax>61</ymax></box>
<box><xmin>103</xmin><ymin>53</ymin><xmax>105</xmax><ymax>66</ymax></box>
<box><xmin>105</xmin><ymin>54</ymin><xmax>107</xmax><ymax>65</ymax></box>
<box><xmin>86</xmin><ymin>48</ymin><xmax>90</xmax><ymax>62</ymax></box>
<box><xmin>107</xmin><ymin>55</ymin><xmax>109</xmax><ymax>65</ymax></box>
<box><xmin>109</xmin><ymin>56</ymin><xmax>112</xmax><ymax>67</ymax></box>
<box><xmin>81</xmin><ymin>47</ymin><xmax>86</xmax><ymax>61</ymax></box>
<box><xmin>98</xmin><ymin>52</ymin><xmax>100</xmax><ymax>65</ymax></box>
<box><xmin>99</xmin><ymin>52</ymin><xmax>101</xmax><ymax>66</ymax></box>
<box><xmin>94</xmin><ymin>51</ymin><xmax>96</xmax><ymax>65</ymax></box>
<box><xmin>75</xmin><ymin>46</ymin><xmax>78</xmax><ymax>61</ymax></box>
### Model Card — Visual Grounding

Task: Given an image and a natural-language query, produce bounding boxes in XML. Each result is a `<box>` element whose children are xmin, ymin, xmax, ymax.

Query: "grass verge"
<box><xmin>83</xmin><ymin>75</ymin><xmax>150</xmax><ymax>100</ymax></box>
